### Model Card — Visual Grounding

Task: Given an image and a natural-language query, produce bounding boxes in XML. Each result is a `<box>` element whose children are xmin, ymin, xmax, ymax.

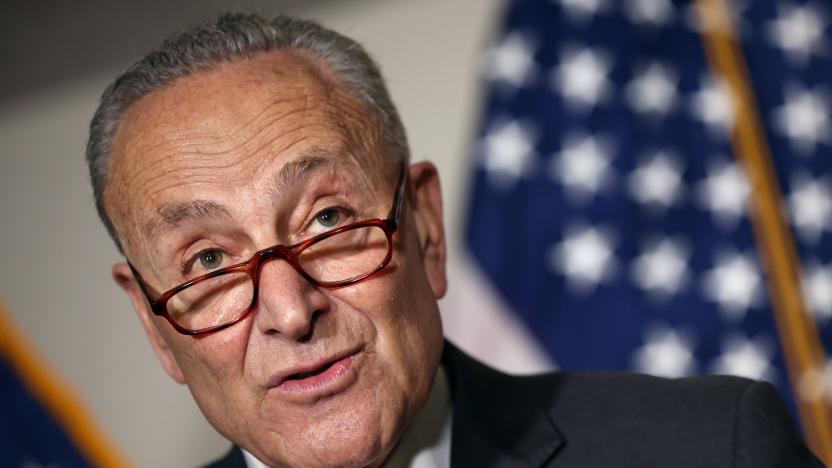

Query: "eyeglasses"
<box><xmin>129</xmin><ymin>164</ymin><xmax>407</xmax><ymax>336</ymax></box>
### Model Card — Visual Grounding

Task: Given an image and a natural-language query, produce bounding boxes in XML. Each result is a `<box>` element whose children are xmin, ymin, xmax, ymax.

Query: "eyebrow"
<box><xmin>266</xmin><ymin>152</ymin><xmax>331</xmax><ymax>205</ymax></box>
<box><xmin>141</xmin><ymin>152</ymin><xmax>334</xmax><ymax>243</ymax></box>
<box><xmin>144</xmin><ymin>200</ymin><xmax>232</xmax><ymax>243</ymax></box>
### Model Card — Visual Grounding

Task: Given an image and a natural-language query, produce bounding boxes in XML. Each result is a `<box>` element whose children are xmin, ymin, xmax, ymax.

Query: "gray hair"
<box><xmin>86</xmin><ymin>12</ymin><xmax>409</xmax><ymax>252</ymax></box>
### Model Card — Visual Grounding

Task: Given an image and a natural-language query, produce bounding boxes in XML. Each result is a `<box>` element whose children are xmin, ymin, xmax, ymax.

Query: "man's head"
<box><xmin>87</xmin><ymin>13</ymin><xmax>448</xmax><ymax>467</ymax></box>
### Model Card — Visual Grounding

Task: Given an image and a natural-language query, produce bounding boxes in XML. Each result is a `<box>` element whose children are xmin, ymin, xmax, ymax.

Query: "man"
<box><xmin>86</xmin><ymin>12</ymin><xmax>822</xmax><ymax>468</ymax></box>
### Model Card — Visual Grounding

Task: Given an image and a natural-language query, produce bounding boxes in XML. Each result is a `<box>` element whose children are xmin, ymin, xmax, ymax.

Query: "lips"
<box><xmin>267</xmin><ymin>348</ymin><xmax>360</xmax><ymax>395</ymax></box>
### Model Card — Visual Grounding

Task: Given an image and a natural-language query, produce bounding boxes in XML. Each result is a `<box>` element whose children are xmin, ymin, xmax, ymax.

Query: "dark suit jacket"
<box><xmin>206</xmin><ymin>342</ymin><xmax>824</xmax><ymax>467</ymax></box>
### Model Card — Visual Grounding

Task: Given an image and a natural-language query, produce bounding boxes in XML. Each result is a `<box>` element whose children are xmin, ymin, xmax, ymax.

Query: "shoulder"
<box><xmin>527</xmin><ymin>371</ymin><xmax>821</xmax><ymax>467</ymax></box>
<box><xmin>541</xmin><ymin>370</ymin><xmax>758</xmax><ymax>423</ymax></box>
<box><xmin>445</xmin><ymin>342</ymin><xmax>822</xmax><ymax>466</ymax></box>
<box><xmin>447</xmin><ymin>342</ymin><xmax>760</xmax><ymax>421</ymax></box>
<box><xmin>444</xmin><ymin>341</ymin><xmax>760</xmax><ymax>428</ymax></box>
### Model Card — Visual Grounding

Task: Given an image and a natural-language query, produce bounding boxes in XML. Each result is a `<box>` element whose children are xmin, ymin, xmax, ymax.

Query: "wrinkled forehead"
<box><xmin>104</xmin><ymin>51</ymin><xmax>391</xmax><ymax>252</ymax></box>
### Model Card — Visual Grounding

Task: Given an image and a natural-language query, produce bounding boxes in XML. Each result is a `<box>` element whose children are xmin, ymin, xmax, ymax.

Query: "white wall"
<box><xmin>0</xmin><ymin>1</ymin><xmax>544</xmax><ymax>466</ymax></box>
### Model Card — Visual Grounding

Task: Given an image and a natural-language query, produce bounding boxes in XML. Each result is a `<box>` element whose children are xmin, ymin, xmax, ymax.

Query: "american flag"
<box><xmin>465</xmin><ymin>0</ymin><xmax>832</xmax><ymax>419</ymax></box>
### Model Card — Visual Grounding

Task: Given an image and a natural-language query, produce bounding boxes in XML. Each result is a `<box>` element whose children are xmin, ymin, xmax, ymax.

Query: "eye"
<box><xmin>304</xmin><ymin>205</ymin><xmax>356</xmax><ymax>237</ymax></box>
<box><xmin>198</xmin><ymin>249</ymin><xmax>224</xmax><ymax>271</ymax></box>
<box><xmin>315</xmin><ymin>208</ymin><xmax>341</xmax><ymax>228</ymax></box>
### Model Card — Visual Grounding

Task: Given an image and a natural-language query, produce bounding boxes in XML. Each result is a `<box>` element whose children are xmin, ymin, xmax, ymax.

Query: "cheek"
<box><xmin>159</xmin><ymin>316</ymin><xmax>265</xmax><ymax>445</ymax></box>
<box><xmin>167</xmin><ymin>321</ymin><xmax>250</xmax><ymax>390</ymax></box>
<box><xmin>338</xmin><ymin>256</ymin><xmax>441</xmax><ymax>386</ymax></box>
<box><xmin>390</xmin><ymin>248</ymin><xmax>444</xmax><ymax>384</ymax></box>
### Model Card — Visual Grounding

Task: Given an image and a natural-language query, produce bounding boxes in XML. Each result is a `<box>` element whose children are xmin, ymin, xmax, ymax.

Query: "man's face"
<box><xmin>105</xmin><ymin>52</ymin><xmax>447</xmax><ymax>467</ymax></box>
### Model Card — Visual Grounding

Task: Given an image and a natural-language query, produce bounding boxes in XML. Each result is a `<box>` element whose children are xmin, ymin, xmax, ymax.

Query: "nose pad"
<box><xmin>253</xmin><ymin>256</ymin><xmax>330</xmax><ymax>340</ymax></box>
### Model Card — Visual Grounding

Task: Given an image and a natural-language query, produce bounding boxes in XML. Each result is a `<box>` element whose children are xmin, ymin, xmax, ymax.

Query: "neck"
<box><xmin>381</xmin><ymin>365</ymin><xmax>451</xmax><ymax>468</ymax></box>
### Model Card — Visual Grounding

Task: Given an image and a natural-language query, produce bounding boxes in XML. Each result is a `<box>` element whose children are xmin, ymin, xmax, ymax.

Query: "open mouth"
<box><xmin>287</xmin><ymin>359</ymin><xmax>339</xmax><ymax>381</ymax></box>
<box><xmin>272</xmin><ymin>350</ymin><xmax>360</xmax><ymax>394</ymax></box>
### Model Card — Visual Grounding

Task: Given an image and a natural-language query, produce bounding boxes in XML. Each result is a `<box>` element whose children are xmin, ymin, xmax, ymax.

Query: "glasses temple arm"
<box><xmin>387</xmin><ymin>162</ymin><xmax>408</xmax><ymax>225</ymax></box>
<box><xmin>127</xmin><ymin>261</ymin><xmax>161</xmax><ymax>306</ymax></box>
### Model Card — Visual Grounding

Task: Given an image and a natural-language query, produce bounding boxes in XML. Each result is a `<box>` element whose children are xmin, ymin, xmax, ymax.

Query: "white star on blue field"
<box><xmin>467</xmin><ymin>0</ymin><xmax>832</xmax><ymax>414</ymax></box>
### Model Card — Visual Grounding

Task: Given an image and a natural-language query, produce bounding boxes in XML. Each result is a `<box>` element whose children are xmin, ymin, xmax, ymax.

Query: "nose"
<box><xmin>253</xmin><ymin>257</ymin><xmax>330</xmax><ymax>340</ymax></box>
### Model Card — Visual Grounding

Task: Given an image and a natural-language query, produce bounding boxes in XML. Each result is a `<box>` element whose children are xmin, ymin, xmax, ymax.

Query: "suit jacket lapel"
<box><xmin>204</xmin><ymin>445</ymin><xmax>247</xmax><ymax>468</ymax></box>
<box><xmin>443</xmin><ymin>342</ymin><xmax>563</xmax><ymax>468</ymax></box>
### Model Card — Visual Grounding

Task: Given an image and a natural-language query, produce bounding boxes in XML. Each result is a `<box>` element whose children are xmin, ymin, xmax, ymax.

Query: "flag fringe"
<box><xmin>0</xmin><ymin>299</ymin><xmax>129</xmax><ymax>468</ymax></box>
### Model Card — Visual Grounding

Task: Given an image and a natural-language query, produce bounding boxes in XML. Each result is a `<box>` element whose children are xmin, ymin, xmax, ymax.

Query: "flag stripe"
<box><xmin>694</xmin><ymin>0</ymin><xmax>832</xmax><ymax>459</ymax></box>
<box><xmin>0</xmin><ymin>298</ymin><xmax>128</xmax><ymax>467</ymax></box>
<box><xmin>467</xmin><ymin>0</ymin><xmax>832</xmax><ymax>453</ymax></box>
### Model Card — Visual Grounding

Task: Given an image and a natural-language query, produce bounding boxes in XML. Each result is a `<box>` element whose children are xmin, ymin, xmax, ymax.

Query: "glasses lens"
<box><xmin>167</xmin><ymin>271</ymin><xmax>253</xmax><ymax>331</ymax></box>
<box><xmin>299</xmin><ymin>225</ymin><xmax>390</xmax><ymax>284</ymax></box>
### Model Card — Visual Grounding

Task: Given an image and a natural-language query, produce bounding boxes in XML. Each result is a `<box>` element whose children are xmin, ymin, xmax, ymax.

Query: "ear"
<box><xmin>112</xmin><ymin>263</ymin><xmax>186</xmax><ymax>384</ymax></box>
<box><xmin>408</xmin><ymin>162</ymin><xmax>447</xmax><ymax>299</ymax></box>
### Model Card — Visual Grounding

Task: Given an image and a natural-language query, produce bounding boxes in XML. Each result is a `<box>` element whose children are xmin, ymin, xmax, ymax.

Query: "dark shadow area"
<box><xmin>0</xmin><ymin>0</ymin><xmax>348</xmax><ymax>103</ymax></box>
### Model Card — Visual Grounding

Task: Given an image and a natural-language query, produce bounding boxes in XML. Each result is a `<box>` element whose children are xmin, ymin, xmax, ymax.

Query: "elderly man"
<box><xmin>86</xmin><ymin>12</ymin><xmax>821</xmax><ymax>468</ymax></box>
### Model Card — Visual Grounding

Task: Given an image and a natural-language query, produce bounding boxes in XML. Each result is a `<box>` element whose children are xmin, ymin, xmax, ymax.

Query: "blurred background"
<box><xmin>0</xmin><ymin>1</ymin><xmax>535</xmax><ymax>466</ymax></box>
<box><xmin>2</xmin><ymin>0</ymin><xmax>831</xmax><ymax>466</ymax></box>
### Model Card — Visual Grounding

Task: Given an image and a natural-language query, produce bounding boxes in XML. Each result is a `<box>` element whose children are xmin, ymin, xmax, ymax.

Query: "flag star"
<box><xmin>787</xmin><ymin>172</ymin><xmax>832</xmax><ymax>244</ymax></box>
<box><xmin>690</xmin><ymin>74</ymin><xmax>736</xmax><ymax>136</ymax></box>
<box><xmin>631</xmin><ymin>324</ymin><xmax>696</xmax><ymax>377</ymax></box>
<box><xmin>550</xmin><ymin>132</ymin><xmax>615</xmax><ymax>203</ymax></box>
<box><xmin>799</xmin><ymin>360</ymin><xmax>832</xmax><ymax>403</ymax></box>
<box><xmin>702</xmin><ymin>250</ymin><xmax>763</xmax><ymax>320</ymax></box>
<box><xmin>484</xmin><ymin>32</ymin><xmax>537</xmax><ymax>88</ymax></box>
<box><xmin>632</xmin><ymin>238</ymin><xmax>690</xmax><ymax>299</ymax></box>
<box><xmin>766</xmin><ymin>3</ymin><xmax>829</xmax><ymax>66</ymax></box>
<box><xmin>480</xmin><ymin>120</ymin><xmax>538</xmax><ymax>189</ymax></box>
<box><xmin>803</xmin><ymin>261</ymin><xmax>832</xmax><ymax>322</ymax></box>
<box><xmin>624</xmin><ymin>0</ymin><xmax>675</xmax><ymax>26</ymax></box>
<box><xmin>696</xmin><ymin>160</ymin><xmax>750</xmax><ymax>229</ymax></box>
<box><xmin>711</xmin><ymin>334</ymin><xmax>776</xmax><ymax>382</ymax></box>
<box><xmin>552</xmin><ymin>45</ymin><xmax>613</xmax><ymax>111</ymax></box>
<box><xmin>556</xmin><ymin>0</ymin><xmax>609</xmax><ymax>22</ymax></box>
<box><xmin>772</xmin><ymin>83</ymin><xmax>831</xmax><ymax>156</ymax></box>
<box><xmin>626</xmin><ymin>63</ymin><xmax>678</xmax><ymax>117</ymax></box>
<box><xmin>628</xmin><ymin>150</ymin><xmax>685</xmax><ymax>210</ymax></box>
<box><xmin>548</xmin><ymin>223</ymin><xmax>617</xmax><ymax>293</ymax></box>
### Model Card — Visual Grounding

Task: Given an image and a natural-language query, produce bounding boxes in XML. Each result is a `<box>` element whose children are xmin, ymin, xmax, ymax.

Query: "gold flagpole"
<box><xmin>0</xmin><ymin>298</ymin><xmax>129</xmax><ymax>467</ymax></box>
<box><xmin>693</xmin><ymin>0</ymin><xmax>832</xmax><ymax>463</ymax></box>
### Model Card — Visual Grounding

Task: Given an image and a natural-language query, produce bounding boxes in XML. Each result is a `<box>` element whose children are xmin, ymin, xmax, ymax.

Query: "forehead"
<box><xmin>105</xmin><ymin>51</ymin><xmax>388</xmax><ymax>248</ymax></box>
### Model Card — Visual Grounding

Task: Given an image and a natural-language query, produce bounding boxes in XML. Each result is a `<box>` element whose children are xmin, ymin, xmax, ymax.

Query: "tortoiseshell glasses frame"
<box><xmin>128</xmin><ymin>163</ymin><xmax>408</xmax><ymax>336</ymax></box>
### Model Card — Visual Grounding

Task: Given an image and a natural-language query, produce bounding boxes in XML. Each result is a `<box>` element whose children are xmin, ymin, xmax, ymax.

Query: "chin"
<box><xmin>251</xmin><ymin>404</ymin><xmax>401</xmax><ymax>468</ymax></box>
